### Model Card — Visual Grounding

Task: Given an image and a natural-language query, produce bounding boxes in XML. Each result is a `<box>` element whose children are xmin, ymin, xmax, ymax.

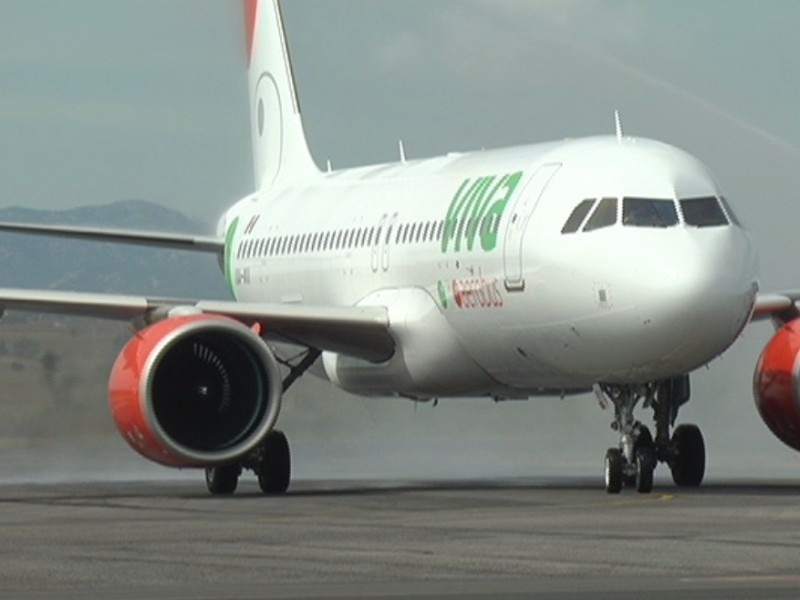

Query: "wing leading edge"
<box><xmin>0</xmin><ymin>288</ymin><xmax>393</xmax><ymax>363</ymax></box>
<box><xmin>752</xmin><ymin>291</ymin><xmax>800</xmax><ymax>324</ymax></box>
<box><xmin>0</xmin><ymin>222</ymin><xmax>224</xmax><ymax>253</ymax></box>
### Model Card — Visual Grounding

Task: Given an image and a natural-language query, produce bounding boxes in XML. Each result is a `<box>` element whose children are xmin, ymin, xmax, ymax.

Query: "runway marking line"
<box><xmin>605</xmin><ymin>493</ymin><xmax>675</xmax><ymax>508</ymax></box>
<box><xmin>682</xmin><ymin>574</ymin><xmax>800</xmax><ymax>584</ymax></box>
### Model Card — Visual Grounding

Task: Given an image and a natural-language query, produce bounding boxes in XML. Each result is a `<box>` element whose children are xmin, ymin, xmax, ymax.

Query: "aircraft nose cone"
<box><xmin>635</xmin><ymin>227</ymin><xmax>757</xmax><ymax>371</ymax></box>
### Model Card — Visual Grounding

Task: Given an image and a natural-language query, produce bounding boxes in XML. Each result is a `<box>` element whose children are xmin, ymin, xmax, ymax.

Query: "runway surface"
<box><xmin>1</xmin><ymin>477</ymin><xmax>799</xmax><ymax>599</ymax></box>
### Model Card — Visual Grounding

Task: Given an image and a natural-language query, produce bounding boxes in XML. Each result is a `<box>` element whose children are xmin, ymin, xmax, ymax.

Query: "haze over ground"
<box><xmin>0</xmin><ymin>1</ymin><xmax>798</xmax><ymax>483</ymax></box>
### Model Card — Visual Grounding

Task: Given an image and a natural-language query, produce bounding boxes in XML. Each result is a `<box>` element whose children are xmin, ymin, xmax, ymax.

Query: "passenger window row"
<box><xmin>561</xmin><ymin>196</ymin><xmax>738</xmax><ymax>234</ymax></box>
<box><xmin>236</xmin><ymin>220</ymin><xmax>447</xmax><ymax>260</ymax></box>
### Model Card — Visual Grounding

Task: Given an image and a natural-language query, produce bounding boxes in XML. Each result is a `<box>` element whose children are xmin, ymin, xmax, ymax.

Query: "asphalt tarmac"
<box><xmin>1</xmin><ymin>477</ymin><xmax>799</xmax><ymax>599</ymax></box>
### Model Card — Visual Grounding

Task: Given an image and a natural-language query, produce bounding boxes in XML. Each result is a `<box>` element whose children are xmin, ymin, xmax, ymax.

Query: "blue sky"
<box><xmin>2</xmin><ymin>1</ymin><xmax>800</xmax><ymax>476</ymax></box>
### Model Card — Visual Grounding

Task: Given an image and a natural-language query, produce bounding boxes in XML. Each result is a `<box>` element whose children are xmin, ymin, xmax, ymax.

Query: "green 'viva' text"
<box><xmin>441</xmin><ymin>171</ymin><xmax>523</xmax><ymax>253</ymax></box>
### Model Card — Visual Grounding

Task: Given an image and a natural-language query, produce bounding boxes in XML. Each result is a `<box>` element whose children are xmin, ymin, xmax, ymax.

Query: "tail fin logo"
<box><xmin>244</xmin><ymin>0</ymin><xmax>258</xmax><ymax>66</ymax></box>
<box><xmin>245</xmin><ymin>0</ymin><xmax>319</xmax><ymax>188</ymax></box>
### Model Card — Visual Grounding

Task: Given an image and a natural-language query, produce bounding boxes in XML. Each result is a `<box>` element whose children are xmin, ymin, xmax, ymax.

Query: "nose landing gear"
<box><xmin>597</xmin><ymin>375</ymin><xmax>705</xmax><ymax>494</ymax></box>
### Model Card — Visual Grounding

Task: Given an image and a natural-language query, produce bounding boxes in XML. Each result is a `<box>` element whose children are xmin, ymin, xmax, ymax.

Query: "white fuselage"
<box><xmin>220</xmin><ymin>136</ymin><xmax>758</xmax><ymax>398</ymax></box>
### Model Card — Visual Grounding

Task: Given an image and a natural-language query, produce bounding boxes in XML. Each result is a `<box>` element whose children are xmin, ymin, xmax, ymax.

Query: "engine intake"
<box><xmin>109</xmin><ymin>314</ymin><xmax>282</xmax><ymax>467</ymax></box>
<box><xmin>753</xmin><ymin>317</ymin><xmax>800</xmax><ymax>452</ymax></box>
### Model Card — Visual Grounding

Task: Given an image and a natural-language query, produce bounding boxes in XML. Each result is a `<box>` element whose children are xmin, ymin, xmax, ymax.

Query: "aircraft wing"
<box><xmin>0</xmin><ymin>222</ymin><xmax>223</xmax><ymax>253</ymax></box>
<box><xmin>752</xmin><ymin>291</ymin><xmax>800</xmax><ymax>323</ymax></box>
<box><xmin>0</xmin><ymin>288</ymin><xmax>393</xmax><ymax>363</ymax></box>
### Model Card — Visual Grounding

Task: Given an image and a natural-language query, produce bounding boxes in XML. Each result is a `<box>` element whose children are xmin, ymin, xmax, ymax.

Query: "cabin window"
<box><xmin>561</xmin><ymin>199</ymin><xmax>595</xmax><ymax>234</ymax></box>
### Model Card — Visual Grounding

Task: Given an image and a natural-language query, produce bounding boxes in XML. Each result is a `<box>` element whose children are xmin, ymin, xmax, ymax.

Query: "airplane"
<box><xmin>1</xmin><ymin>0</ymin><xmax>799</xmax><ymax>496</ymax></box>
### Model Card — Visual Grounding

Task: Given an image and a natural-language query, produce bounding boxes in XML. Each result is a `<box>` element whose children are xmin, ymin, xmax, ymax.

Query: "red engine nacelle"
<box><xmin>108</xmin><ymin>313</ymin><xmax>282</xmax><ymax>467</ymax></box>
<box><xmin>753</xmin><ymin>318</ymin><xmax>800</xmax><ymax>452</ymax></box>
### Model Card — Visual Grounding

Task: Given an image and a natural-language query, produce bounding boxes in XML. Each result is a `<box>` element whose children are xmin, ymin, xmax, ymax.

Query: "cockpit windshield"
<box><xmin>622</xmin><ymin>198</ymin><xmax>678</xmax><ymax>228</ymax></box>
<box><xmin>560</xmin><ymin>195</ymin><xmax>739</xmax><ymax>235</ymax></box>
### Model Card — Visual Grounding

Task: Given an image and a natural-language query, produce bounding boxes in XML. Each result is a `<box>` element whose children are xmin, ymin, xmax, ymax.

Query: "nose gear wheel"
<box><xmin>596</xmin><ymin>376</ymin><xmax>704</xmax><ymax>494</ymax></box>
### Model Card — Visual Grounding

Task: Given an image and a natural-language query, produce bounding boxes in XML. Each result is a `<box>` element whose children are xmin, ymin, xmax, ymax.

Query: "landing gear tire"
<box><xmin>669</xmin><ymin>424</ymin><xmax>705</xmax><ymax>487</ymax></box>
<box><xmin>604</xmin><ymin>448</ymin><xmax>623</xmax><ymax>494</ymax></box>
<box><xmin>205</xmin><ymin>465</ymin><xmax>240</xmax><ymax>495</ymax></box>
<box><xmin>634</xmin><ymin>448</ymin><xmax>655</xmax><ymax>494</ymax></box>
<box><xmin>257</xmin><ymin>430</ymin><xmax>291</xmax><ymax>495</ymax></box>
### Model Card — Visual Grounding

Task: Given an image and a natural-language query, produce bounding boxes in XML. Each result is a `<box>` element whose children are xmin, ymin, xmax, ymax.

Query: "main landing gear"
<box><xmin>204</xmin><ymin>347</ymin><xmax>320</xmax><ymax>496</ymax></box>
<box><xmin>598</xmin><ymin>375</ymin><xmax>706</xmax><ymax>494</ymax></box>
<box><xmin>205</xmin><ymin>430</ymin><xmax>291</xmax><ymax>495</ymax></box>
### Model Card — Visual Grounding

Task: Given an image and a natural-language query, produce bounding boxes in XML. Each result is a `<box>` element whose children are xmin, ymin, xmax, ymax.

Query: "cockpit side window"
<box><xmin>622</xmin><ymin>198</ymin><xmax>678</xmax><ymax>228</ymax></box>
<box><xmin>680</xmin><ymin>197</ymin><xmax>728</xmax><ymax>227</ymax></box>
<box><xmin>561</xmin><ymin>199</ymin><xmax>595</xmax><ymax>234</ymax></box>
<box><xmin>583</xmin><ymin>197</ymin><xmax>617</xmax><ymax>232</ymax></box>
<box><xmin>719</xmin><ymin>196</ymin><xmax>741</xmax><ymax>227</ymax></box>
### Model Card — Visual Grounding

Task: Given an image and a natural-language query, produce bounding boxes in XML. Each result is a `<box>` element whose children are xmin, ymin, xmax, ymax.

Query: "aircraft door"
<box><xmin>502</xmin><ymin>163</ymin><xmax>561</xmax><ymax>291</ymax></box>
<box><xmin>371</xmin><ymin>214</ymin><xmax>387</xmax><ymax>273</ymax></box>
<box><xmin>381</xmin><ymin>213</ymin><xmax>398</xmax><ymax>272</ymax></box>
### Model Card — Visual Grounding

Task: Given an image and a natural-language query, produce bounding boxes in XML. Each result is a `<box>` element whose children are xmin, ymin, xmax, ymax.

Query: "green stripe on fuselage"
<box><xmin>224</xmin><ymin>216</ymin><xmax>239</xmax><ymax>300</ymax></box>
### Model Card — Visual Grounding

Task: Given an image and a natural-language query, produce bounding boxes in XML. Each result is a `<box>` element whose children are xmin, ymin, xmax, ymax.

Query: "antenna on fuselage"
<box><xmin>399</xmin><ymin>140</ymin><xmax>407</xmax><ymax>163</ymax></box>
<box><xmin>614</xmin><ymin>110</ymin><xmax>624</xmax><ymax>143</ymax></box>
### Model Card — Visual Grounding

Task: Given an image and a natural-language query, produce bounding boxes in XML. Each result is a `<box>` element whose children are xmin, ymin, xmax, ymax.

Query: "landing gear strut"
<box><xmin>205</xmin><ymin>347</ymin><xmax>320</xmax><ymax>496</ymax></box>
<box><xmin>597</xmin><ymin>375</ymin><xmax>705</xmax><ymax>494</ymax></box>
